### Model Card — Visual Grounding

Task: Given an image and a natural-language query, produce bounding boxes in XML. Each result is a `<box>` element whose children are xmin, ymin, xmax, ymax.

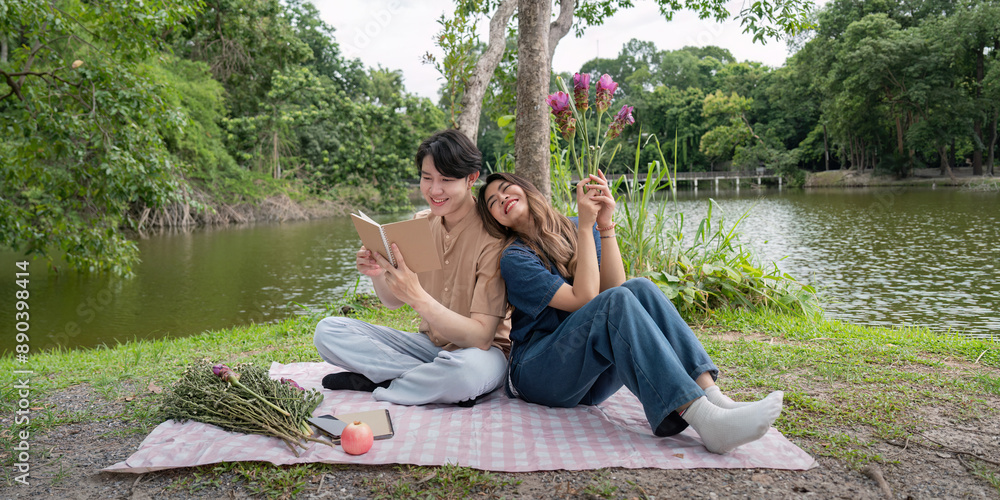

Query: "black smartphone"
<box><xmin>308</xmin><ymin>415</ymin><xmax>348</xmax><ymax>441</ymax></box>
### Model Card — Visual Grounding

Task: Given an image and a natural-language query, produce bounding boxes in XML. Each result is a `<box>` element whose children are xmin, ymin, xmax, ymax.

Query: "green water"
<box><xmin>1</xmin><ymin>186</ymin><xmax>997</xmax><ymax>354</ymax></box>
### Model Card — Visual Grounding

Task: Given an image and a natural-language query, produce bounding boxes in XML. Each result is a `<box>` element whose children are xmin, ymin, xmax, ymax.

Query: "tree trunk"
<box><xmin>895</xmin><ymin>115</ymin><xmax>904</xmax><ymax>156</ymax></box>
<box><xmin>972</xmin><ymin>49</ymin><xmax>985</xmax><ymax>175</ymax></box>
<box><xmin>822</xmin><ymin>123</ymin><xmax>829</xmax><ymax>171</ymax></box>
<box><xmin>988</xmin><ymin>108</ymin><xmax>999</xmax><ymax>176</ymax></box>
<box><xmin>515</xmin><ymin>0</ymin><xmax>552</xmax><ymax>199</ymax></box>
<box><xmin>455</xmin><ymin>0</ymin><xmax>516</xmax><ymax>143</ymax></box>
<box><xmin>973</xmin><ymin>118</ymin><xmax>984</xmax><ymax>175</ymax></box>
<box><xmin>273</xmin><ymin>129</ymin><xmax>280</xmax><ymax>179</ymax></box>
<box><xmin>454</xmin><ymin>0</ymin><xmax>574</xmax><ymax>145</ymax></box>
<box><xmin>938</xmin><ymin>143</ymin><xmax>956</xmax><ymax>181</ymax></box>
<box><xmin>950</xmin><ymin>138</ymin><xmax>957</xmax><ymax>173</ymax></box>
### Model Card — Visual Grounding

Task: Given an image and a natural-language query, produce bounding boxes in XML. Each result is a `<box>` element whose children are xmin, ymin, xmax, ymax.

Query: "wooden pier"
<box><xmin>605</xmin><ymin>168</ymin><xmax>783</xmax><ymax>190</ymax></box>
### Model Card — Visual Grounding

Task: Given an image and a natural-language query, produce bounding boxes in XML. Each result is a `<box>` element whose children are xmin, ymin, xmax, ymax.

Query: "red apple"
<box><xmin>341</xmin><ymin>420</ymin><xmax>374</xmax><ymax>455</ymax></box>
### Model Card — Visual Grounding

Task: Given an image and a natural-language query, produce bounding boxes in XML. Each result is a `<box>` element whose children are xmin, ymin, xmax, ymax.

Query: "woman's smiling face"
<box><xmin>483</xmin><ymin>178</ymin><xmax>529</xmax><ymax>231</ymax></box>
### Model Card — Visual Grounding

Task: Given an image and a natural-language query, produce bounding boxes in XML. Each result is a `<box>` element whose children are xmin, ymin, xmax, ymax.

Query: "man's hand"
<box><xmin>356</xmin><ymin>246</ymin><xmax>386</xmax><ymax>278</ymax></box>
<box><xmin>372</xmin><ymin>243</ymin><xmax>427</xmax><ymax>306</ymax></box>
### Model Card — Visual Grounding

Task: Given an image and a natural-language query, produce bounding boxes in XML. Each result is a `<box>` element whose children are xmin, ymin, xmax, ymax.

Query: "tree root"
<box><xmin>861</xmin><ymin>464</ymin><xmax>893</xmax><ymax>499</ymax></box>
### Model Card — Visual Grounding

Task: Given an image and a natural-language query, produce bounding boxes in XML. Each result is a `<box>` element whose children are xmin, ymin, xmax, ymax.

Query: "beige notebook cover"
<box><xmin>350</xmin><ymin>211</ymin><xmax>442</xmax><ymax>273</ymax></box>
<box><xmin>334</xmin><ymin>409</ymin><xmax>394</xmax><ymax>440</ymax></box>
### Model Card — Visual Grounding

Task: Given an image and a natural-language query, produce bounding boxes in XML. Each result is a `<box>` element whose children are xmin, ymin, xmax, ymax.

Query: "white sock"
<box><xmin>680</xmin><ymin>393</ymin><xmax>783</xmax><ymax>454</ymax></box>
<box><xmin>704</xmin><ymin>385</ymin><xmax>751</xmax><ymax>408</ymax></box>
<box><xmin>705</xmin><ymin>386</ymin><xmax>783</xmax><ymax>410</ymax></box>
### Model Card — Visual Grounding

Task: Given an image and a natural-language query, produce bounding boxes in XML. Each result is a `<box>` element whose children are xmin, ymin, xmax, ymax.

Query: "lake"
<box><xmin>1</xmin><ymin>186</ymin><xmax>997</xmax><ymax>354</ymax></box>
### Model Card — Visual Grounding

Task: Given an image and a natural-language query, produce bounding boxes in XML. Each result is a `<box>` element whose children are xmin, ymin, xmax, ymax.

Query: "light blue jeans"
<box><xmin>314</xmin><ymin>317</ymin><xmax>507</xmax><ymax>405</ymax></box>
<box><xmin>508</xmin><ymin>278</ymin><xmax>718</xmax><ymax>432</ymax></box>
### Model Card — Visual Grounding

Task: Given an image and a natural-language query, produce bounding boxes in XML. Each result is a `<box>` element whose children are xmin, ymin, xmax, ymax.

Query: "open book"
<box><xmin>350</xmin><ymin>210</ymin><xmax>443</xmax><ymax>273</ymax></box>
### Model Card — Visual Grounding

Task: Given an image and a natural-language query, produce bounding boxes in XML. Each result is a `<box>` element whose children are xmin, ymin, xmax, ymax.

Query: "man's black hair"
<box><xmin>415</xmin><ymin>129</ymin><xmax>482</xmax><ymax>178</ymax></box>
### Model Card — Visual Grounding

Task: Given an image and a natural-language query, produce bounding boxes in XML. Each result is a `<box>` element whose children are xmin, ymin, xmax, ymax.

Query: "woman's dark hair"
<box><xmin>415</xmin><ymin>129</ymin><xmax>482</xmax><ymax>178</ymax></box>
<box><xmin>475</xmin><ymin>172</ymin><xmax>579</xmax><ymax>280</ymax></box>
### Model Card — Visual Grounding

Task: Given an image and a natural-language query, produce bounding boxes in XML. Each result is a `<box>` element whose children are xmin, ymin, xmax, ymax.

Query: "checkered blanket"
<box><xmin>105</xmin><ymin>362</ymin><xmax>815</xmax><ymax>473</ymax></box>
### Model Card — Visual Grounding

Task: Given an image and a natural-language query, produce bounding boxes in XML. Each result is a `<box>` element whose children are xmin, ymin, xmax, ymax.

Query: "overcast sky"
<box><xmin>311</xmin><ymin>0</ymin><xmax>820</xmax><ymax>100</ymax></box>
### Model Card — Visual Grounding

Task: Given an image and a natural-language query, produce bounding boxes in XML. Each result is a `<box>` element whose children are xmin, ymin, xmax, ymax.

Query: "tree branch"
<box><xmin>17</xmin><ymin>21</ymin><xmax>49</xmax><ymax>88</ymax></box>
<box><xmin>547</xmin><ymin>0</ymin><xmax>575</xmax><ymax>65</ymax></box>
<box><xmin>0</xmin><ymin>71</ymin><xmax>25</xmax><ymax>101</ymax></box>
<box><xmin>454</xmin><ymin>0</ymin><xmax>517</xmax><ymax>142</ymax></box>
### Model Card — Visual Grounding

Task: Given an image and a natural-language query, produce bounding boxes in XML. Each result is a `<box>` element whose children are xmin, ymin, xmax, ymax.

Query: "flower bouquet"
<box><xmin>160</xmin><ymin>361</ymin><xmax>327</xmax><ymax>456</ymax></box>
<box><xmin>547</xmin><ymin>72</ymin><xmax>635</xmax><ymax>179</ymax></box>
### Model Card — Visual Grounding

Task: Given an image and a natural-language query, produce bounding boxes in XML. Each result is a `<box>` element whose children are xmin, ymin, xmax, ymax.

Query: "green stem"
<box><xmin>231</xmin><ymin>379</ymin><xmax>291</xmax><ymax>417</ymax></box>
<box><xmin>593</xmin><ymin>110</ymin><xmax>606</xmax><ymax>176</ymax></box>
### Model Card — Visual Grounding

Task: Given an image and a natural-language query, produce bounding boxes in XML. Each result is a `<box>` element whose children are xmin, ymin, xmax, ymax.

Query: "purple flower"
<box><xmin>280</xmin><ymin>377</ymin><xmax>304</xmax><ymax>391</ymax></box>
<box><xmin>546</xmin><ymin>91</ymin><xmax>570</xmax><ymax>114</ymax></box>
<box><xmin>573</xmin><ymin>73</ymin><xmax>590</xmax><ymax>111</ymax></box>
<box><xmin>615</xmin><ymin>105</ymin><xmax>635</xmax><ymax>125</ymax></box>
<box><xmin>595</xmin><ymin>74</ymin><xmax>618</xmax><ymax>113</ymax></box>
<box><xmin>547</xmin><ymin>91</ymin><xmax>576</xmax><ymax>139</ymax></box>
<box><xmin>605</xmin><ymin>105</ymin><xmax>635</xmax><ymax>140</ymax></box>
<box><xmin>212</xmin><ymin>363</ymin><xmax>239</xmax><ymax>383</ymax></box>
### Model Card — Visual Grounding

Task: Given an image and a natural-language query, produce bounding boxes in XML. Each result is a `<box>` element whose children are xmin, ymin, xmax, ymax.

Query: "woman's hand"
<box><xmin>575</xmin><ymin>175</ymin><xmax>602</xmax><ymax>226</ymax></box>
<box><xmin>585</xmin><ymin>170</ymin><xmax>616</xmax><ymax>228</ymax></box>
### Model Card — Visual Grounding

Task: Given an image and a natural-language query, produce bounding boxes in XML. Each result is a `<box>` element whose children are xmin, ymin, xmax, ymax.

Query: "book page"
<box><xmin>350</xmin><ymin>214</ymin><xmax>391</xmax><ymax>264</ymax></box>
<box><xmin>355</xmin><ymin>210</ymin><xmax>378</xmax><ymax>225</ymax></box>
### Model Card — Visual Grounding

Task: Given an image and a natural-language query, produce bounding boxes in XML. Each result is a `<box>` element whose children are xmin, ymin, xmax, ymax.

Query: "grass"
<box><xmin>706</xmin><ymin>308</ymin><xmax>998</xmax><ymax>469</ymax></box>
<box><xmin>365</xmin><ymin>463</ymin><xmax>520</xmax><ymax>499</ymax></box>
<box><xmin>1</xmin><ymin>295</ymin><xmax>997</xmax><ymax>495</ymax></box>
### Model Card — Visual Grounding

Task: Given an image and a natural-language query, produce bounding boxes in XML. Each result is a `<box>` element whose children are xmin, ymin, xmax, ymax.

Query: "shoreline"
<box><xmin>805</xmin><ymin>167</ymin><xmax>998</xmax><ymax>188</ymax></box>
<box><xmin>131</xmin><ymin>169</ymin><xmax>997</xmax><ymax>235</ymax></box>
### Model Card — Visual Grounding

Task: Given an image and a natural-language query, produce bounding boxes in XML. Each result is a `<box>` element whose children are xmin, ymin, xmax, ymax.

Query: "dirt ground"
<box><xmin>3</xmin><ymin>381</ymin><xmax>998</xmax><ymax>500</ymax></box>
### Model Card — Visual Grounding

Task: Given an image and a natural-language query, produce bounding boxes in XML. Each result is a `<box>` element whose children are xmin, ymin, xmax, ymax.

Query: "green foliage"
<box><xmin>647</xmin><ymin>199</ymin><xmax>819</xmax><ymax>317</ymax></box>
<box><xmin>169</xmin><ymin>0</ymin><xmax>313</xmax><ymax>117</ymax></box>
<box><xmin>571</xmin><ymin>0</ymin><xmax>813</xmax><ymax>42</ymax></box>
<box><xmin>288</xmin><ymin>86</ymin><xmax>444</xmax><ymax>211</ymax></box>
<box><xmin>142</xmin><ymin>55</ymin><xmax>250</xmax><ymax>201</ymax></box>
<box><xmin>699</xmin><ymin>90</ymin><xmax>755</xmax><ymax>164</ymax></box>
<box><xmin>0</xmin><ymin>0</ymin><xmax>200</xmax><ymax>275</ymax></box>
<box><xmin>423</xmin><ymin>12</ymin><xmax>479</xmax><ymax>127</ymax></box>
<box><xmin>786</xmin><ymin>0</ymin><xmax>1000</xmax><ymax>173</ymax></box>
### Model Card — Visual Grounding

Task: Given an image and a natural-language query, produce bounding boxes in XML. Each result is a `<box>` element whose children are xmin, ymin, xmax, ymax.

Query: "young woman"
<box><xmin>475</xmin><ymin>171</ymin><xmax>783</xmax><ymax>454</ymax></box>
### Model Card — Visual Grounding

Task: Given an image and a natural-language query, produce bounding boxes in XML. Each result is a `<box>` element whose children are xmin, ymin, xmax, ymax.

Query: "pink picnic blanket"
<box><xmin>105</xmin><ymin>362</ymin><xmax>815</xmax><ymax>473</ymax></box>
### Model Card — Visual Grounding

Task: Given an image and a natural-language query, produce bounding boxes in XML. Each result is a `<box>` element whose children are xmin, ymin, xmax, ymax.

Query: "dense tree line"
<box><xmin>469</xmin><ymin>0</ymin><xmax>999</xmax><ymax>184</ymax></box>
<box><xmin>1</xmin><ymin>0</ymin><xmax>444</xmax><ymax>275</ymax></box>
<box><xmin>3</xmin><ymin>0</ymin><xmax>995</xmax><ymax>275</ymax></box>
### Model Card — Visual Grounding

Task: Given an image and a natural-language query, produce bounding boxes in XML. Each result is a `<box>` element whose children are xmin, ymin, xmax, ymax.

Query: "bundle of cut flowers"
<box><xmin>160</xmin><ymin>361</ymin><xmax>327</xmax><ymax>455</ymax></box>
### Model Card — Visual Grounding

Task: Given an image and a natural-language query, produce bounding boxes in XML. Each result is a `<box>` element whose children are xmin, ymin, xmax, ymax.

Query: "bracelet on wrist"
<box><xmin>596</xmin><ymin>221</ymin><xmax>616</xmax><ymax>232</ymax></box>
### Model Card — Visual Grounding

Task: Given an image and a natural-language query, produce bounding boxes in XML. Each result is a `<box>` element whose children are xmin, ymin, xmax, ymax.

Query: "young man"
<box><xmin>314</xmin><ymin>129</ymin><xmax>510</xmax><ymax>406</ymax></box>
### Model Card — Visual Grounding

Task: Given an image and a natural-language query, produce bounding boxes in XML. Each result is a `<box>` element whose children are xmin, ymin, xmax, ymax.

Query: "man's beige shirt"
<box><xmin>415</xmin><ymin>209</ymin><xmax>511</xmax><ymax>356</ymax></box>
